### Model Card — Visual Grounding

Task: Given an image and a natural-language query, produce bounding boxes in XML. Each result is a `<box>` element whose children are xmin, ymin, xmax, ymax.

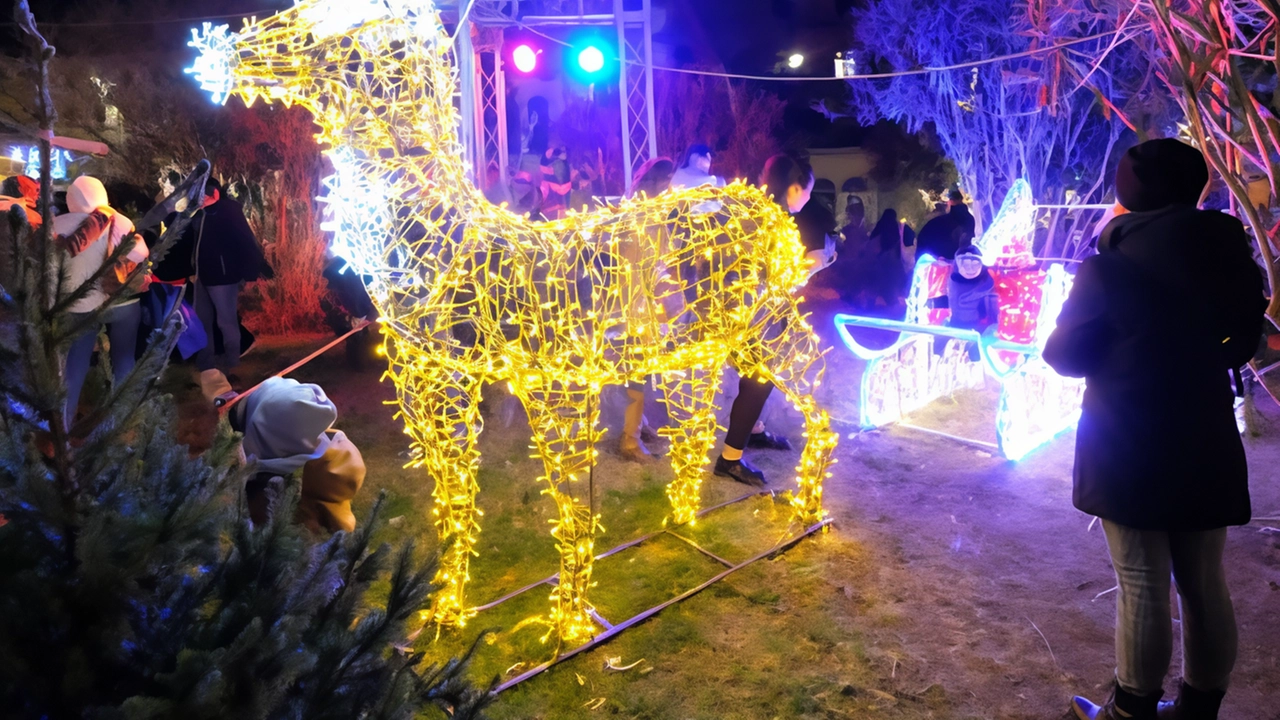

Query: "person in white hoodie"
<box><xmin>670</xmin><ymin>143</ymin><xmax>723</xmax><ymax>191</ymax></box>
<box><xmin>52</xmin><ymin>175</ymin><xmax>147</xmax><ymax>429</ymax></box>
<box><xmin>670</xmin><ymin>143</ymin><xmax>725</xmax><ymax>215</ymax></box>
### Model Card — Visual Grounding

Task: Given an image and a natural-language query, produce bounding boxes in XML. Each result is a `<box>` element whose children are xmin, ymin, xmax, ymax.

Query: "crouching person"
<box><xmin>229</xmin><ymin>377</ymin><xmax>365</xmax><ymax>534</ymax></box>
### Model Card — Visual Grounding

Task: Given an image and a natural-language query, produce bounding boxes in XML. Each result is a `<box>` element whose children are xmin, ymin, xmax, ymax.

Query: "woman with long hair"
<box><xmin>713</xmin><ymin>153</ymin><xmax>825</xmax><ymax>486</ymax></box>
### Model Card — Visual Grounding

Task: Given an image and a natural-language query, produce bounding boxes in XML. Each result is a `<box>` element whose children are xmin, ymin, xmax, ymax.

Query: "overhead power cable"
<box><xmin>20</xmin><ymin>4</ymin><xmax>1137</xmax><ymax>85</ymax></box>
<box><xmin>502</xmin><ymin>15</ymin><xmax>1138</xmax><ymax>82</ymax></box>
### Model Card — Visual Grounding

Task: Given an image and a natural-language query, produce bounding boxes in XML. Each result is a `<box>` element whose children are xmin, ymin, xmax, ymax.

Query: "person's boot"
<box><xmin>1156</xmin><ymin>682</ymin><xmax>1225</xmax><ymax>720</ymax></box>
<box><xmin>620</xmin><ymin>387</ymin><xmax>652</xmax><ymax>463</ymax></box>
<box><xmin>714</xmin><ymin>455</ymin><xmax>767</xmax><ymax>486</ymax></box>
<box><xmin>619</xmin><ymin>439</ymin><xmax>652</xmax><ymax>463</ymax></box>
<box><xmin>1072</xmin><ymin>684</ymin><xmax>1161</xmax><ymax>720</ymax></box>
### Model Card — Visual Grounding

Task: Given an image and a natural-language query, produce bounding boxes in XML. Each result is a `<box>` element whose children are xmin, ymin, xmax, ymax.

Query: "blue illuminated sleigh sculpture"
<box><xmin>833</xmin><ymin>181</ymin><xmax>1085</xmax><ymax>460</ymax></box>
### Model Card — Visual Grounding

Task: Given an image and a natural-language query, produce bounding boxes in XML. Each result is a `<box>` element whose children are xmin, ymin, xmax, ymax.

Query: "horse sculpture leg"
<box><xmin>739</xmin><ymin>309</ymin><xmax>838</xmax><ymax>527</ymax></box>
<box><xmin>657</xmin><ymin>364</ymin><xmax>726</xmax><ymax>525</ymax></box>
<box><xmin>513</xmin><ymin>377</ymin><xmax>604</xmax><ymax>648</ymax></box>
<box><xmin>386</xmin><ymin>339</ymin><xmax>484</xmax><ymax>627</ymax></box>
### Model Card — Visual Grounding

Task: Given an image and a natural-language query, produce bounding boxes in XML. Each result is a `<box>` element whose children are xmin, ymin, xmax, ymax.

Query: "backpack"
<box><xmin>100</xmin><ymin>214</ymin><xmax>152</xmax><ymax>297</ymax></box>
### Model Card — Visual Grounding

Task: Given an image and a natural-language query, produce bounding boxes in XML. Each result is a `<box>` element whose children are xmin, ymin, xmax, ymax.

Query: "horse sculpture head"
<box><xmin>187</xmin><ymin>0</ymin><xmax>474</xmax><ymax>298</ymax></box>
<box><xmin>188</xmin><ymin>0</ymin><xmax>446</xmax><ymax>114</ymax></box>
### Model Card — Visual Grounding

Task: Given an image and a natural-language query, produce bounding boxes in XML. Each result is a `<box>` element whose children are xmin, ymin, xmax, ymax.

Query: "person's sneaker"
<box><xmin>714</xmin><ymin>456</ymin><xmax>767</xmax><ymax>486</ymax></box>
<box><xmin>747</xmin><ymin>431</ymin><xmax>793</xmax><ymax>451</ymax></box>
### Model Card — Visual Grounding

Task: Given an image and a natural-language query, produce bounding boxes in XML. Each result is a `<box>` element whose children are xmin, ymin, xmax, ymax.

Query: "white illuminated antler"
<box><xmin>185</xmin><ymin>23</ymin><xmax>237</xmax><ymax>105</ymax></box>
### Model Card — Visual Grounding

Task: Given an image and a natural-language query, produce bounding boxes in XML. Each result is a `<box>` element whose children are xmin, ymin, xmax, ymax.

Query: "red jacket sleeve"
<box><xmin>56</xmin><ymin>211</ymin><xmax>110</xmax><ymax>257</ymax></box>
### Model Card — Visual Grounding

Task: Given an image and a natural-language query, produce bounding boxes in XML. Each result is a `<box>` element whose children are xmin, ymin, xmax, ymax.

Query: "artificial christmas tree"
<box><xmin>0</xmin><ymin>4</ymin><xmax>489</xmax><ymax>717</ymax></box>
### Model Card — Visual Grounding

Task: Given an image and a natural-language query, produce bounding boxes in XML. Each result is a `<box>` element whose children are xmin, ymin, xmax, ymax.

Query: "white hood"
<box><xmin>51</xmin><ymin>176</ymin><xmax>141</xmax><ymax>313</ymax></box>
<box><xmin>238</xmin><ymin>378</ymin><xmax>338</xmax><ymax>476</ymax></box>
<box><xmin>67</xmin><ymin>176</ymin><xmax>109</xmax><ymax>214</ymax></box>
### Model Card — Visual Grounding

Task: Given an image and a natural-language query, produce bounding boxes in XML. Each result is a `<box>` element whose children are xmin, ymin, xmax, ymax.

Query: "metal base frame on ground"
<box><xmin>467</xmin><ymin>489</ymin><xmax>831</xmax><ymax>695</ymax></box>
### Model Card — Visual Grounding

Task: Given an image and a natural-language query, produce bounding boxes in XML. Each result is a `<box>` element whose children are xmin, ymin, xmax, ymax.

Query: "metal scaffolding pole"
<box><xmin>472</xmin><ymin>28</ymin><xmax>509</xmax><ymax>200</ymax></box>
<box><xmin>456</xmin><ymin>17</ymin><xmax>478</xmax><ymax>178</ymax></box>
<box><xmin>615</xmin><ymin>0</ymin><xmax>655</xmax><ymax>194</ymax></box>
<box><xmin>464</xmin><ymin>0</ymin><xmax>656</xmax><ymax>198</ymax></box>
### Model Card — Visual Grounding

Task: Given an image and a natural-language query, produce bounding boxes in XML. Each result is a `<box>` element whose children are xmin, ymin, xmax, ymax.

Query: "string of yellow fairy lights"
<box><xmin>186</xmin><ymin>0</ymin><xmax>838</xmax><ymax>647</ymax></box>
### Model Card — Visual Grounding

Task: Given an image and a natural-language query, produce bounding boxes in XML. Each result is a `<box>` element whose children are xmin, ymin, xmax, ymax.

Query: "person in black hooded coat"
<box><xmin>165</xmin><ymin>178</ymin><xmax>271</xmax><ymax>374</ymax></box>
<box><xmin>1047</xmin><ymin>139</ymin><xmax>1266</xmax><ymax>720</ymax></box>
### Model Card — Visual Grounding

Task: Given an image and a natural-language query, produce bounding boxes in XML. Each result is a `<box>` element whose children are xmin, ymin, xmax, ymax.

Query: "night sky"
<box><xmin>1</xmin><ymin>0</ymin><xmax>860</xmax><ymax>143</ymax></box>
<box><xmin>689</xmin><ymin>0</ymin><xmax>856</xmax><ymax>76</ymax></box>
<box><xmin>5</xmin><ymin>0</ymin><xmax>855</xmax><ymax>64</ymax></box>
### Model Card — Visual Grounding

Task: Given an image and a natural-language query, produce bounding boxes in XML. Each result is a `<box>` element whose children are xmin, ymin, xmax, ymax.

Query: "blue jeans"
<box><xmin>1102</xmin><ymin>520</ymin><xmax>1237</xmax><ymax>694</ymax></box>
<box><xmin>64</xmin><ymin>313</ymin><xmax>98</xmax><ymax>430</ymax></box>
<box><xmin>102</xmin><ymin>301</ymin><xmax>140</xmax><ymax>380</ymax></box>
<box><xmin>64</xmin><ymin>302</ymin><xmax>142</xmax><ymax>429</ymax></box>
<box><xmin>194</xmin><ymin>281</ymin><xmax>240</xmax><ymax>371</ymax></box>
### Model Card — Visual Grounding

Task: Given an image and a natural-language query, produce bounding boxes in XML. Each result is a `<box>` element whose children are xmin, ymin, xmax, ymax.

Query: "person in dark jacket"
<box><xmin>946</xmin><ymin>245</ymin><xmax>998</xmax><ymax>360</ymax></box>
<box><xmin>863</xmin><ymin>209</ymin><xmax>914</xmax><ymax>308</ymax></box>
<box><xmin>916</xmin><ymin>188</ymin><xmax>976</xmax><ymax>260</ymax></box>
<box><xmin>185</xmin><ymin>178</ymin><xmax>269</xmax><ymax>373</ymax></box>
<box><xmin>1045</xmin><ymin>139</ymin><xmax>1266</xmax><ymax>720</ymax></box>
<box><xmin>947</xmin><ymin>188</ymin><xmax>976</xmax><ymax>237</ymax></box>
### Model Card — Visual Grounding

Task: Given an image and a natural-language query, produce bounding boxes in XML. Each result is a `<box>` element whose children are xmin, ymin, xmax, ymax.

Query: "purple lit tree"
<box><xmin>845</xmin><ymin>0</ymin><xmax>1173</xmax><ymax>257</ymax></box>
<box><xmin>1139</xmin><ymin>0</ymin><xmax>1280</xmax><ymax>316</ymax></box>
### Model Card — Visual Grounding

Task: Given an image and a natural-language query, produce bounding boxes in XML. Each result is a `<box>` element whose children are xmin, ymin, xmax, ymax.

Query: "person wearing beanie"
<box><xmin>0</xmin><ymin>175</ymin><xmax>44</xmax><ymax>360</ymax></box>
<box><xmin>916</xmin><ymin>187</ymin><xmax>976</xmax><ymax>260</ymax></box>
<box><xmin>173</xmin><ymin>176</ymin><xmax>271</xmax><ymax>378</ymax></box>
<box><xmin>946</xmin><ymin>245</ymin><xmax>998</xmax><ymax>361</ymax></box>
<box><xmin>1045</xmin><ymin>138</ymin><xmax>1266</xmax><ymax>720</ymax></box>
<box><xmin>0</xmin><ymin>175</ymin><xmax>43</xmax><ymax>227</ymax></box>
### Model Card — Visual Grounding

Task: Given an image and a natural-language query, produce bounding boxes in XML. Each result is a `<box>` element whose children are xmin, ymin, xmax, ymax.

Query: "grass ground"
<box><xmin>167</xmin><ymin>300</ymin><xmax>1280</xmax><ymax>720</ymax></box>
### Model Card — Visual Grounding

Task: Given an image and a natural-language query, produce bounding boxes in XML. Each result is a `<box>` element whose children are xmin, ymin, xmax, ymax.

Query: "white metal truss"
<box><xmin>460</xmin><ymin>0</ymin><xmax>657</xmax><ymax>197</ymax></box>
<box><xmin>472</xmin><ymin>25</ymin><xmax>508</xmax><ymax>199</ymax></box>
<box><xmin>455</xmin><ymin>22</ymin><xmax>478</xmax><ymax>179</ymax></box>
<box><xmin>456</xmin><ymin>17</ymin><xmax>508</xmax><ymax>201</ymax></box>
<box><xmin>615</xmin><ymin>0</ymin><xmax>656</xmax><ymax>194</ymax></box>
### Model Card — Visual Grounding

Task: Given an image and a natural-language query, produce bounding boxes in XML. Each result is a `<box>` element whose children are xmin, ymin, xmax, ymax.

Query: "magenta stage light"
<box><xmin>512</xmin><ymin>44</ymin><xmax>538</xmax><ymax>73</ymax></box>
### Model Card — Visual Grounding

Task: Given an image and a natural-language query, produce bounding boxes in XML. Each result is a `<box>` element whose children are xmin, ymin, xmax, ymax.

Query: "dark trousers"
<box><xmin>724</xmin><ymin>375</ymin><xmax>773</xmax><ymax>451</ymax></box>
<box><xmin>194</xmin><ymin>280</ymin><xmax>240</xmax><ymax>371</ymax></box>
<box><xmin>63</xmin><ymin>302</ymin><xmax>142</xmax><ymax>429</ymax></box>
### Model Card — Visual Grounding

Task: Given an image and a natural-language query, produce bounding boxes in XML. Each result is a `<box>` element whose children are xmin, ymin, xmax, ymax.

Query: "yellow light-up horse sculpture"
<box><xmin>187</xmin><ymin>0</ymin><xmax>836</xmax><ymax>645</ymax></box>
